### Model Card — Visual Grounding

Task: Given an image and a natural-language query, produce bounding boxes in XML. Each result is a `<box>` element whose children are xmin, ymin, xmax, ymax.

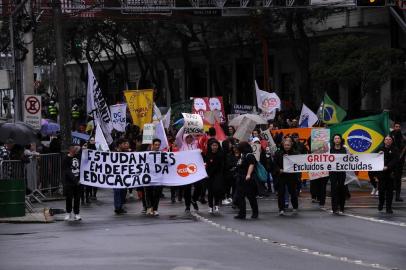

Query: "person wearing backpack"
<box><xmin>274</xmin><ymin>138</ymin><xmax>300</xmax><ymax>216</ymax></box>
<box><xmin>234</xmin><ymin>142</ymin><xmax>259</xmax><ymax>220</ymax></box>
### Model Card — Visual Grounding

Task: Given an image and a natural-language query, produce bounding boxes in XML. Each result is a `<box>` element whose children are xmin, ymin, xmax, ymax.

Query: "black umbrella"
<box><xmin>0</xmin><ymin>122</ymin><xmax>40</xmax><ymax>145</ymax></box>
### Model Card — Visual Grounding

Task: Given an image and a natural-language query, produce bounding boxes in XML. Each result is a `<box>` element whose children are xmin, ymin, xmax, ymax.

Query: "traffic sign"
<box><xmin>24</xmin><ymin>95</ymin><xmax>42</xmax><ymax>130</ymax></box>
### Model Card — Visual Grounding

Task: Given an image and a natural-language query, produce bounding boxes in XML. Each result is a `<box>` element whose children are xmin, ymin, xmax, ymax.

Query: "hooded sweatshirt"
<box><xmin>175</xmin><ymin>126</ymin><xmax>199</xmax><ymax>151</ymax></box>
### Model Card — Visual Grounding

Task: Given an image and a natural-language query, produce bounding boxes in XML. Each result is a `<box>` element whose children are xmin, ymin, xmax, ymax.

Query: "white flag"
<box><xmin>299</xmin><ymin>104</ymin><xmax>318</xmax><ymax>128</ymax></box>
<box><xmin>255</xmin><ymin>81</ymin><xmax>281</xmax><ymax>113</ymax></box>
<box><xmin>154</xmin><ymin>120</ymin><xmax>169</xmax><ymax>150</ymax></box>
<box><xmin>110</xmin><ymin>104</ymin><xmax>127</xmax><ymax>132</ymax></box>
<box><xmin>153</xmin><ymin>103</ymin><xmax>162</xmax><ymax>121</ymax></box>
<box><xmin>162</xmin><ymin>107</ymin><xmax>171</xmax><ymax>129</ymax></box>
<box><xmin>87</xmin><ymin>63</ymin><xmax>113</xmax><ymax>144</ymax></box>
<box><xmin>95</xmin><ymin>124</ymin><xmax>110</xmax><ymax>151</ymax></box>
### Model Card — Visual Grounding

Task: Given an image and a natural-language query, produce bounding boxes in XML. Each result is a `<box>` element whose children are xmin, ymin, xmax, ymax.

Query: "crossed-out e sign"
<box><xmin>24</xmin><ymin>95</ymin><xmax>42</xmax><ymax>130</ymax></box>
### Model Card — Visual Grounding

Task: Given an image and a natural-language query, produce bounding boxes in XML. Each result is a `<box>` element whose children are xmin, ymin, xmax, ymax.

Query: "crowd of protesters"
<box><xmin>1</xmin><ymin>112</ymin><xmax>404</xmax><ymax>222</ymax></box>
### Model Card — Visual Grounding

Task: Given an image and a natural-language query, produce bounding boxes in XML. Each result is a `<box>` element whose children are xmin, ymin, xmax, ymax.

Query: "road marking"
<box><xmin>322</xmin><ymin>209</ymin><xmax>406</xmax><ymax>228</ymax></box>
<box><xmin>192</xmin><ymin>213</ymin><xmax>398</xmax><ymax>270</ymax></box>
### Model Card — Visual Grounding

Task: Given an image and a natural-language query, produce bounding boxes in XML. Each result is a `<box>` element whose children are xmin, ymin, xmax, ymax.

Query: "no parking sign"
<box><xmin>24</xmin><ymin>95</ymin><xmax>42</xmax><ymax>130</ymax></box>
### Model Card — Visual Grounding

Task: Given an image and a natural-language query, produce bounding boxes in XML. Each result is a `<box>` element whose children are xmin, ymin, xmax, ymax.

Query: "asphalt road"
<box><xmin>0</xmin><ymin>183</ymin><xmax>405</xmax><ymax>270</ymax></box>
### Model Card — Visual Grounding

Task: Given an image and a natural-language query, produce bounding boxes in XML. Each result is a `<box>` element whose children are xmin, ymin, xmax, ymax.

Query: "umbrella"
<box><xmin>229</xmin><ymin>114</ymin><xmax>268</xmax><ymax>127</ymax></box>
<box><xmin>0</xmin><ymin>122</ymin><xmax>39</xmax><ymax>145</ymax></box>
<box><xmin>40</xmin><ymin>119</ymin><xmax>60</xmax><ymax>136</ymax></box>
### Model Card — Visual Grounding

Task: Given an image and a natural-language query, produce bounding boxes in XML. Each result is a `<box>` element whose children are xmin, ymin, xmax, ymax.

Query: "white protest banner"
<box><xmin>154</xmin><ymin>120</ymin><xmax>169</xmax><ymax>150</ymax></box>
<box><xmin>80</xmin><ymin>149</ymin><xmax>208</xmax><ymax>188</ymax></box>
<box><xmin>261</xmin><ymin>129</ymin><xmax>277</xmax><ymax>154</ymax></box>
<box><xmin>233</xmin><ymin>117</ymin><xmax>257</xmax><ymax>142</ymax></box>
<box><xmin>110</xmin><ymin>104</ymin><xmax>127</xmax><ymax>132</ymax></box>
<box><xmin>23</xmin><ymin>95</ymin><xmax>41</xmax><ymax>130</ymax></box>
<box><xmin>309</xmin><ymin>128</ymin><xmax>330</xmax><ymax>180</ymax></box>
<box><xmin>283</xmin><ymin>153</ymin><xmax>384</xmax><ymax>173</ymax></box>
<box><xmin>95</xmin><ymin>124</ymin><xmax>110</xmax><ymax>151</ymax></box>
<box><xmin>259</xmin><ymin>109</ymin><xmax>276</xmax><ymax>121</ymax></box>
<box><xmin>255</xmin><ymin>81</ymin><xmax>281</xmax><ymax>113</ymax></box>
<box><xmin>87</xmin><ymin>63</ymin><xmax>113</xmax><ymax>144</ymax></box>
<box><xmin>250</xmin><ymin>142</ymin><xmax>261</xmax><ymax>161</ymax></box>
<box><xmin>182</xmin><ymin>113</ymin><xmax>204</xmax><ymax>134</ymax></box>
<box><xmin>143</xmin><ymin>124</ymin><xmax>156</xmax><ymax>144</ymax></box>
<box><xmin>153</xmin><ymin>103</ymin><xmax>162</xmax><ymax>121</ymax></box>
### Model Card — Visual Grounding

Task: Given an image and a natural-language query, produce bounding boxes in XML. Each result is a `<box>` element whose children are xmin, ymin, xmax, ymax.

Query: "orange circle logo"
<box><xmin>177</xmin><ymin>163</ymin><xmax>198</xmax><ymax>177</ymax></box>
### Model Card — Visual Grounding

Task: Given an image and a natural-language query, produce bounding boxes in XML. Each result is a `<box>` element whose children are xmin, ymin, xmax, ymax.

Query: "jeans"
<box><xmin>114</xmin><ymin>189</ymin><xmax>126</xmax><ymax>210</ymax></box>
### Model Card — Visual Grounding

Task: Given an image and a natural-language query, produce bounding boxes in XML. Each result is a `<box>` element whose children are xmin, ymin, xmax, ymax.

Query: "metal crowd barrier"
<box><xmin>0</xmin><ymin>153</ymin><xmax>63</xmax><ymax>212</ymax></box>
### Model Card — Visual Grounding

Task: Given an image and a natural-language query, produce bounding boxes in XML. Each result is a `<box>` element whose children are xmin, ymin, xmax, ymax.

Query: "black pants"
<box><xmin>92</xmin><ymin>187</ymin><xmax>98</xmax><ymax>197</ymax></box>
<box><xmin>81</xmin><ymin>185</ymin><xmax>92</xmax><ymax>203</ymax></box>
<box><xmin>171</xmin><ymin>187</ymin><xmax>183</xmax><ymax>201</ymax></box>
<box><xmin>277</xmin><ymin>177</ymin><xmax>298</xmax><ymax>211</ymax></box>
<box><xmin>152</xmin><ymin>186</ymin><xmax>163</xmax><ymax>211</ymax></box>
<box><xmin>65</xmin><ymin>185</ymin><xmax>81</xmax><ymax>214</ymax></box>
<box><xmin>236</xmin><ymin>180</ymin><xmax>258</xmax><ymax>217</ymax></box>
<box><xmin>200</xmin><ymin>179</ymin><xmax>207</xmax><ymax>201</ymax></box>
<box><xmin>184</xmin><ymin>182</ymin><xmax>201</xmax><ymax>209</ymax></box>
<box><xmin>318</xmin><ymin>177</ymin><xmax>329</xmax><ymax>206</ymax></box>
<box><xmin>310</xmin><ymin>179</ymin><xmax>319</xmax><ymax>200</ymax></box>
<box><xmin>378</xmin><ymin>176</ymin><xmax>394</xmax><ymax>211</ymax></box>
<box><xmin>331</xmin><ymin>177</ymin><xmax>346</xmax><ymax>212</ymax></box>
<box><xmin>207</xmin><ymin>183</ymin><xmax>222</xmax><ymax>208</ymax></box>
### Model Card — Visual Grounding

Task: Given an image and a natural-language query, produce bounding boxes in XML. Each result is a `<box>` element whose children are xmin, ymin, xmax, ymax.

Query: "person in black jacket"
<box><xmin>274</xmin><ymin>139</ymin><xmax>300</xmax><ymax>215</ymax></box>
<box><xmin>377</xmin><ymin>135</ymin><xmax>400</xmax><ymax>214</ymax></box>
<box><xmin>330</xmin><ymin>134</ymin><xmax>347</xmax><ymax>215</ymax></box>
<box><xmin>234</xmin><ymin>142</ymin><xmax>258</xmax><ymax>219</ymax></box>
<box><xmin>205</xmin><ymin>140</ymin><xmax>224</xmax><ymax>214</ymax></box>
<box><xmin>63</xmin><ymin>144</ymin><xmax>82</xmax><ymax>221</ymax></box>
<box><xmin>390</xmin><ymin>122</ymin><xmax>405</xmax><ymax>202</ymax></box>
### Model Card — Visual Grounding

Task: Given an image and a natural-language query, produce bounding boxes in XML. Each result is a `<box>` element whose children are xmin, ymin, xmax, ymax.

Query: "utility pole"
<box><xmin>23</xmin><ymin>0</ymin><xmax>34</xmax><ymax>96</ymax></box>
<box><xmin>52</xmin><ymin>0</ymin><xmax>71</xmax><ymax>150</ymax></box>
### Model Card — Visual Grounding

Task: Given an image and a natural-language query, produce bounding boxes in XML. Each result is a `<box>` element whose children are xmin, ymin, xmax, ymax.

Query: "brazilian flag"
<box><xmin>322</xmin><ymin>93</ymin><xmax>347</xmax><ymax>124</ymax></box>
<box><xmin>329</xmin><ymin>112</ymin><xmax>389</xmax><ymax>154</ymax></box>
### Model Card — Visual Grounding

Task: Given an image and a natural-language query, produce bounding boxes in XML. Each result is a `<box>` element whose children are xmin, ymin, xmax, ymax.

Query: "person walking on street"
<box><xmin>145</xmin><ymin>139</ymin><xmax>163</xmax><ymax>216</ymax></box>
<box><xmin>205</xmin><ymin>140</ymin><xmax>225</xmax><ymax>214</ymax></box>
<box><xmin>274</xmin><ymin>139</ymin><xmax>300</xmax><ymax>216</ymax></box>
<box><xmin>377</xmin><ymin>135</ymin><xmax>400</xmax><ymax>214</ymax></box>
<box><xmin>114</xmin><ymin>138</ymin><xmax>130</xmax><ymax>215</ymax></box>
<box><xmin>390</xmin><ymin>122</ymin><xmax>405</xmax><ymax>202</ymax></box>
<box><xmin>330</xmin><ymin>134</ymin><xmax>347</xmax><ymax>215</ymax></box>
<box><xmin>234</xmin><ymin>142</ymin><xmax>259</xmax><ymax>220</ymax></box>
<box><xmin>63</xmin><ymin>144</ymin><xmax>82</xmax><ymax>221</ymax></box>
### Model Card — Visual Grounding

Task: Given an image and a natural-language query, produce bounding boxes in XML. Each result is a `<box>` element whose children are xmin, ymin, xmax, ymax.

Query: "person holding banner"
<box><xmin>113</xmin><ymin>138</ymin><xmax>130</xmax><ymax>215</ymax></box>
<box><xmin>330</xmin><ymin>134</ymin><xmax>348</xmax><ymax>215</ymax></box>
<box><xmin>145</xmin><ymin>139</ymin><xmax>163</xmax><ymax>216</ymax></box>
<box><xmin>234</xmin><ymin>142</ymin><xmax>259</xmax><ymax>220</ymax></box>
<box><xmin>176</xmin><ymin>127</ymin><xmax>200</xmax><ymax>212</ymax></box>
<box><xmin>274</xmin><ymin>139</ymin><xmax>300</xmax><ymax>216</ymax></box>
<box><xmin>377</xmin><ymin>135</ymin><xmax>400</xmax><ymax>214</ymax></box>
<box><xmin>205</xmin><ymin>140</ymin><xmax>225</xmax><ymax>214</ymax></box>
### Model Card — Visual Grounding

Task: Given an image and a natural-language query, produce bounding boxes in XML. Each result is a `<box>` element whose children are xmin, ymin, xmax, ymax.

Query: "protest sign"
<box><xmin>309</xmin><ymin>128</ymin><xmax>330</xmax><ymax>180</ymax></box>
<box><xmin>124</xmin><ymin>89</ymin><xmax>153</xmax><ymax>128</ymax></box>
<box><xmin>110</xmin><ymin>104</ymin><xmax>127</xmax><ymax>132</ymax></box>
<box><xmin>192</xmin><ymin>96</ymin><xmax>226</xmax><ymax>123</ymax></box>
<box><xmin>261</xmin><ymin>129</ymin><xmax>277</xmax><ymax>154</ymax></box>
<box><xmin>142</xmin><ymin>124</ymin><xmax>156</xmax><ymax>144</ymax></box>
<box><xmin>250</xmin><ymin>142</ymin><xmax>261</xmax><ymax>161</ymax></box>
<box><xmin>182</xmin><ymin>113</ymin><xmax>204</xmax><ymax>135</ymax></box>
<box><xmin>233</xmin><ymin>117</ymin><xmax>257</xmax><ymax>142</ymax></box>
<box><xmin>232</xmin><ymin>104</ymin><xmax>256</xmax><ymax>114</ymax></box>
<box><xmin>283</xmin><ymin>153</ymin><xmax>384</xmax><ymax>173</ymax></box>
<box><xmin>271</xmin><ymin>127</ymin><xmax>311</xmax><ymax>147</ymax></box>
<box><xmin>80</xmin><ymin>149</ymin><xmax>208</xmax><ymax>188</ymax></box>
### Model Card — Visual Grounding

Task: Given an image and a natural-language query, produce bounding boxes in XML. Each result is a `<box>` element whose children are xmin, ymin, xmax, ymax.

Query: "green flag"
<box><xmin>322</xmin><ymin>93</ymin><xmax>347</xmax><ymax>124</ymax></box>
<box><xmin>329</xmin><ymin>112</ymin><xmax>389</xmax><ymax>154</ymax></box>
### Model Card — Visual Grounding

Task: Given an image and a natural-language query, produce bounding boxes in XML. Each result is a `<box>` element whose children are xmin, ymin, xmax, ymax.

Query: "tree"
<box><xmin>311</xmin><ymin>35</ymin><xmax>406</xmax><ymax>114</ymax></box>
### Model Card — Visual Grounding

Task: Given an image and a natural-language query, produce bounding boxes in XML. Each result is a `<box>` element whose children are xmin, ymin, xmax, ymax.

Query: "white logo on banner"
<box><xmin>87</xmin><ymin>63</ymin><xmax>113</xmax><ymax>144</ymax></box>
<box><xmin>110</xmin><ymin>104</ymin><xmax>127</xmax><ymax>132</ymax></box>
<box><xmin>80</xmin><ymin>149</ymin><xmax>208</xmax><ymax>188</ymax></box>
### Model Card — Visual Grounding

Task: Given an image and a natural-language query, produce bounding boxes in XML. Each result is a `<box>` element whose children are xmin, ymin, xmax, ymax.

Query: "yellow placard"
<box><xmin>124</xmin><ymin>89</ymin><xmax>154</xmax><ymax>128</ymax></box>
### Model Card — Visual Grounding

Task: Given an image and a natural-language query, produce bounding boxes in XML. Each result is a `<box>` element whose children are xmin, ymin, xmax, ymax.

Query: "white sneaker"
<box><xmin>153</xmin><ymin>211</ymin><xmax>159</xmax><ymax>216</ymax></box>
<box><xmin>222</xmin><ymin>199</ymin><xmax>231</xmax><ymax>205</ymax></box>
<box><xmin>214</xmin><ymin>206</ymin><xmax>220</xmax><ymax>213</ymax></box>
<box><xmin>64</xmin><ymin>213</ymin><xmax>71</xmax><ymax>221</ymax></box>
<box><xmin>208</xmin><ymin>207</ymin><xmax>213</xmax><ymax>214</ymax></box>
<box><xmin>227</xmin><ymin>198</ymin><xmax>233</xmax><ymax>203</ymax></box>
<box><xmin>74</xmin><ymin>214</ymin><xmax>82</xmax><ymax>221</ymax></box>
<box><xmin>279</xmin><ymin>210</ymin><xmax>285</xmax><ymax>216</ymax></box>
<box><xmin>375</xmin><ymin>190</ymin><xmax>379</xmax><ymax>196</ymax></box>
<box><xmin>371</xmin><ymin>188</ymin><xmax>376</xmax><ymax>195</ymax></box>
